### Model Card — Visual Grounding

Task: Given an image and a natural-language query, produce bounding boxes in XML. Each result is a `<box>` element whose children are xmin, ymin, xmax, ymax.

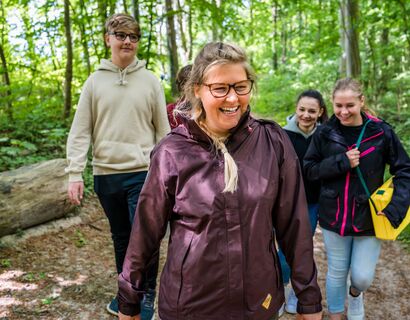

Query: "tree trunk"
<box><xmin>63</xmin><ymin>0</ymin><xmax>73</xmax><ymax>119</ymax></box>
<box><xmin>339</xmin><ymin>0</ymin><xmax>361</xmax><ymax>78</ymax></box>
<box><xmin>211</xmin><ymin>0</ymin><xmax>220</xmax><ymax>41</ymax></box>
<box><xmin>271</xmin><ymin>0</ymin><xmax>279</xmax><ymax>70</ymax></box>
<box><xmin>165</xmin><ymin>0</ymin><xmax>179</xmax><ymax>97</ymax></box>
<box><xmin>98</xmin><ymin>0</ymin><xmax>109</xmax><ymax>58</ymax></box>
<box><xmin>187</xmin><ymin>0</ymin><xmax>193</xmax><ymax>61</ymax></box>
<box><xmin>0</xmin><ymin>159</ymin><xmax>75</xmax><ymax>237</ymax></box>
<box><xmin>78</xmin><ymin>0</ymin><xmax>92</xmax><ymax>76</ymax></box>
<box><xmin>145</xmin><ymin>0</ymin><xmax>155</xmax><ymax>68</ymax></box>
<box><xmin>176</xmin><ymin>0</ymin><xmax>187</xmax><ymax>55</ymax></box>
<box><xmin>0</xmin><ymin>44</ymin><xmax>13</xmax><ymax>122</ymax></box>
<box><xmin>133</xmin><ymin>0</ymin><xmax>140</xmax><ymax>24</ymax></box>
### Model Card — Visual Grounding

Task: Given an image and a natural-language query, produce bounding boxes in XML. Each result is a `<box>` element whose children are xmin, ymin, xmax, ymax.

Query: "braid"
<box><xmin>198</xmin><ymin>121</ymin><xmax>238</xmax><ymax>193</ymax></box>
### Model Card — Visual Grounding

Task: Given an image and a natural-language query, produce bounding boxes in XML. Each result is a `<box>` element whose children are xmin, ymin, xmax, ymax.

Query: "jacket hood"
<box><xmin>97</xmin><ymin>58</ymin><xmax>146</xmax><ymax>86</ymax></box>
<box><xmin>283</xmin><ymin>114</ymin><xmax>318</xmax><ymax>138</ymax></box>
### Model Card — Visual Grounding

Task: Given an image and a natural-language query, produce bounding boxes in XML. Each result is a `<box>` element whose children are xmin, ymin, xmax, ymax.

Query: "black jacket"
<box><xmin>304</xmin><ymin>113</ymin><xmax>410</xmax><ymax>236</ymax></box>
<box><xmin>284</xmin><ymin>130</ymin><xmax>321</xmax><ymax>204</ymax></box>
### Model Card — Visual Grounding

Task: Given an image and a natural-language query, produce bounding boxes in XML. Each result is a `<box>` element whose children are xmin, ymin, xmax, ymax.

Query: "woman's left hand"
<box><xmin>296</xmin><ymin>311</ymin><xmax>322</xmax><ymax>320</ymax></box>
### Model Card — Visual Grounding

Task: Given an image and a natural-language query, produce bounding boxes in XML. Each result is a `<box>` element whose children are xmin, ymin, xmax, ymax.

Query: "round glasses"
<box><xmin>203</xmin><ymin>80</ymin><xmax>253</xmax><ymax>98</ymax></box>
<box><xmin>109</xmin><ymin>32</ymin><xmax>140</xmax><ymax>43</ymax></box>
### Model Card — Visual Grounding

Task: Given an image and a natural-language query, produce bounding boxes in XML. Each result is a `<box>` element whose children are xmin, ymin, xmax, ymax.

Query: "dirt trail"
<box><xmin>0</xmin><ymin>195</ymin><xmax>409</xmax><ymax>319</ymax></box>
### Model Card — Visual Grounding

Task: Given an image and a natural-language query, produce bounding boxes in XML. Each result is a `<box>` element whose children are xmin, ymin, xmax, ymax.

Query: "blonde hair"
<box><xmin>332</xmin><ymin>78</ymin><xmax>377</xmax><ymax>116</ymax></box>
<box><xmin>179</xmin><ymin>42</ymin><xmax>255</xmax><ymax>193</ymax></box>
<box><xmin>105</xmin><ymin>13</ymin><xmax>141</xmax><ymax>37</ymax></box>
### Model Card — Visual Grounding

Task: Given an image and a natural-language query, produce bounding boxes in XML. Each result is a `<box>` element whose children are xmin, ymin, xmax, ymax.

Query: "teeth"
<box><xmin>221</xmin><ymin>107</ymin><xmax>238</xmax><ymax>112</ymax></box>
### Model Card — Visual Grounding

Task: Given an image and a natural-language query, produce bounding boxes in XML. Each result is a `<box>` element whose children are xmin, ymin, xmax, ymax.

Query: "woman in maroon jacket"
<box><xmin>118</xmin><ymin>42</ymin><xmax>322</xmax><ymax>320</ymax></box>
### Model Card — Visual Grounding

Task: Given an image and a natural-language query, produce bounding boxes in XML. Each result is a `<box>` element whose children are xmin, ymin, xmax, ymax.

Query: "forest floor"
<box><xmin>0</xmin><ymin>194</ymin><xmax>409</xmax><ymax>320</ymax></box>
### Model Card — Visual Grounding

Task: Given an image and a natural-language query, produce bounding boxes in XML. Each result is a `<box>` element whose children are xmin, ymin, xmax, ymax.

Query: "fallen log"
<box><xmin>0</xmin><ymin>158</ymin><xmax>74</xmax><ymax>237</ymax></box>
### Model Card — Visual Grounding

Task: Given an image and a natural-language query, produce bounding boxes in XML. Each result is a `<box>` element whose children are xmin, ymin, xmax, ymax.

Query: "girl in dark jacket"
<box><xmin>279</xmin><ymin>89</ymin><xmax>328</xmax><ymax>315</ymax></box>
<box><xmin>304</xmin><ymin>78</ymin><xmax>410</xmax><ymax>320</ymax></box>
<box><xmin>117</xmin><ymin>42</ymin><xmax>323</xmax><ymax>320</ymax></box>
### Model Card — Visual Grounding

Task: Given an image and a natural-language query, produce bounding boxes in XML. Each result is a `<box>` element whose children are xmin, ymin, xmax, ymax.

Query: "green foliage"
<box><xmin>1</xmin><ymin>1</ymin><xmax>410</xmax><ymax>248</ymax></box>
<box><xmin>22</xmin><ymin>272</ymin><xmax>47</xmax><ymax>282</ymax></box>
<box><xmin>397</xmin><ymin>225</ymin><xmax>410</xmax><ymax>252</ymax></box>
<box><xmin>41</xmin><ymin>296</ymin><xmax>57</xmax><ymax>305</ymax></box>
<box><xmin>0</xmin><ymin>259</ymin><xmax>11</xmax><ymax>268</ymax></box>
<box><xmin>73</xmin><ymin>229</ymin><xmax>87</xmax><ymax>248</ymax></box>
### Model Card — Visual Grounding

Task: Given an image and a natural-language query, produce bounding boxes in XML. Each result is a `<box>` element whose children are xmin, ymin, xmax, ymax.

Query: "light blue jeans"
<box><xmin>321</xmin><ymin>228</ymin><xmax>382</xmax><ymax>314</ymax></box>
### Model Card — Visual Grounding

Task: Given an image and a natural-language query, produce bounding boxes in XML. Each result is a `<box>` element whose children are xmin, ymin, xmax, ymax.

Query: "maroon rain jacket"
<box><xmin>118</xmin><ymin>111</ymin><xmax>322</xmax><ymax>320</ymax></box>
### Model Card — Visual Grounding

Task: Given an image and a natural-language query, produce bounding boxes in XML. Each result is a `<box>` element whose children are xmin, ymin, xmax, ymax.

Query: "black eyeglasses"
<box><xmin>109</xmin><ymin>32</ymin><xmax>140</xmax><ymax>43</ymax></box>
<box><xmin>203</xmin><ymin>80</ymin><xmax>253</xmax><ymax>98</ymax></box>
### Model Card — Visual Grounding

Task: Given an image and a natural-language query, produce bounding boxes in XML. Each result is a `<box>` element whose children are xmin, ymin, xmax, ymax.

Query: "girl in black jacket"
<box><xmin>279</xmin><ymin>89</ymin><xmax>328</xmax><ymax>315</ymax></box>
<box><xmin>304</xmin><ymin>78</ymin><xmax>410</xmax><ymax>320</ymax></box>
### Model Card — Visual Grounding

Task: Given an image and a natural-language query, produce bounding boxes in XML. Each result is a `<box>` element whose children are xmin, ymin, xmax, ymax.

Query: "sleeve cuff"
<box><xmin>68</xmin><ymin>173</ymin><xmax>83</xmax><ymax>182</ymax></box>
<box><xmin>297</xmin><ymin>302</ymin><xmax>323</xmax><ymax>314</ymax></box>
<box><xmin>118</xmin><ymin>298</ymin><xmax>141</xmax><ymax>317</ymax></box>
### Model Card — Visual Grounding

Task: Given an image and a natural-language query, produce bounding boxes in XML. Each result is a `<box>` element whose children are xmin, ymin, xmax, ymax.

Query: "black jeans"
<box><xmin>94</xmin><ymin>171</ymin><xmax>159</xmax><ymax>290</ymax></box>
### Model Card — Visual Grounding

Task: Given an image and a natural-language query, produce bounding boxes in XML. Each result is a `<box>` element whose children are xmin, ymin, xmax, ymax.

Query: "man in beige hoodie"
<box><xmin>65</xmin><ymin>13</ymin><xmax>170</xmax><ymax>319</ymax></box>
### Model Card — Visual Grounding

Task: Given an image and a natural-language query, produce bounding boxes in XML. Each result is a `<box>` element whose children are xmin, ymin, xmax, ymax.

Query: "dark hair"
<box><xmin>176</xmin><ymin>64</ymin><xmax>192</xmax><ymax>94</ymax></box>
<box><xmin>297</xmin><ymin>89</ymin><xmax>328</xmax><ymax>123</ymax></box>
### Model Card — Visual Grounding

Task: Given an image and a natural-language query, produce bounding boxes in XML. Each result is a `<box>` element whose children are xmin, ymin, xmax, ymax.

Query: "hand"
<box><xmin>118</xmin><ymin>311</ymin><xmax>141</xmax><ymax>320</ymax></box>
<box><xmin>346</xmin><ymin>148</ymin><xmax>360</xmax><ymax>168</ymax></box>
<box><xmin>68</xmin><ymin>181</ymin><xmax>84</xmax><ymax>205</ymax></box>
<box><xmin>296</xmin><ymin>311</ymin><xmax>323</xmax><ymax>319</ymax></box>
<box><xmin>376</xmin><ymin>211</ymin><xmax>386</xmax><ymax>216</ymax></box>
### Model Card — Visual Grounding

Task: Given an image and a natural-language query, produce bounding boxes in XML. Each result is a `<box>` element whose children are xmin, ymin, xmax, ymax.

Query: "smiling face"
<box><xmin>194</xmin><ymin>63</ymin><xmax>250</xmax><ymax>137</ymax></box>
<box><xmin>333</xmin><ymin>89</ymin><xmax>364</xmax><ymax>126</ymax></box>
<box><xmin>105</xmin><ymin>28</ymin><xmax>138</xmax><ymax>69</ymax></box>
<box><xmin>295</xmin><ymin>96</ymin><xmax>323</xmax><ymax>134</ymax></box>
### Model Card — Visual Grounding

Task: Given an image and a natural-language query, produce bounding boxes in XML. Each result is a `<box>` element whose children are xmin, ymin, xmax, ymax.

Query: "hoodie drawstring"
<box><xmin>116</xmin><ymin>68</ymin><xmax>129</xmax><ymax>86</ymax></box>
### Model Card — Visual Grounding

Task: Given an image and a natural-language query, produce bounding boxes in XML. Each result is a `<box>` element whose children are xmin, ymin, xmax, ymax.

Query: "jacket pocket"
<box><xmin>176</xmin><ymin>231</ymin><xmax>195</xmax><ymax>314</ymax></box>
<box><xmin>352</xmin><ymin>195</ymin><xmax>374</xmax><ymax>232</ymax></box>
<box><xmin>270</xmin><ymin>235</ymin><xmax>281</xmax><ymax>289</ymax></box>
<box><xmin>319</xmin><ymin>189</ymin><xmax>340</xmax><ymax>226</ymax></box>
<box><xmin>159</xmin><ymin>229</ymin><xmax>195</xmax><ymax>315</ymax></box>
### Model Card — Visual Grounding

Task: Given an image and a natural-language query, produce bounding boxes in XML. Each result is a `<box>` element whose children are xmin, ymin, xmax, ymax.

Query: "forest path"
<box><xmin>0</xmin><ymin>195</ymin><xmax>409</xmax><ymax>319</ymax></box>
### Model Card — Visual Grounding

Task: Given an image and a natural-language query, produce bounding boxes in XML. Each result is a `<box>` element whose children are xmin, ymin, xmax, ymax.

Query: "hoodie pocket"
<box><xmin>93</xmin><ymin>140</ymin><xmax>149</xmax><ymax>169</ymax></box>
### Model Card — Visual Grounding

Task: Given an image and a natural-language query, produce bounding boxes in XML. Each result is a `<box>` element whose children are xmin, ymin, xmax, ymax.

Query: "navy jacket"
<box><xmin>304</xmin><ymin>113</ymin><xmax>410</xmax><ymax>236</ymax></box>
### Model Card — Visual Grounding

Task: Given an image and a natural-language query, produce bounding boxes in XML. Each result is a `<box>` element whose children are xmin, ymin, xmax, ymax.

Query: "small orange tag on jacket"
<box><xmin>262</xmin><ymin>293</ymin><xmax>272</xmax><ymax>309</ymax></box>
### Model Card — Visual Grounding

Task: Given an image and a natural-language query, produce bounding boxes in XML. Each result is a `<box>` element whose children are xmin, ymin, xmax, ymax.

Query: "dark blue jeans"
<box><xmin>94</xmin><ymin>171</ymin><xmax>159</xmax><ymax>290</ymax></box>
<box><xmin>278</xmin><ymin>203</ymin><xmax>319</xmax><ymax>284</ymax></box>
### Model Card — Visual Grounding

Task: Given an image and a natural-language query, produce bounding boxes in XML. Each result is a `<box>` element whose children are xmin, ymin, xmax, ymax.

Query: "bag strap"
<box><xmin>355</xmin><ymin>119</ymin><xmax>378</xmax><ymax>211</ymax></box>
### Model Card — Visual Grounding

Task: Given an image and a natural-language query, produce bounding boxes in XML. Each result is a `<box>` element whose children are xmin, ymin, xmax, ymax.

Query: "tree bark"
<box><xmin>187</xmin><ymin>0</ymin><xmax>193</xmax><ymax>61</ymax></box>
<box><xmin>133</xmin><ymin>0</ymin><xmax>140</xmax><ymax>24</ymax></box>
<box><xmin>78</xmin><ymin>0</ymin><xmax>92</xmax><ymax>76</ymax></box>
<box><xmin>0</xmin><ymin>44</ymin><xmax>12</xmax><ymax>122</ymax></box>
<box><xmin>271</xmin><ymin>0</ymin><xmax>279</xmax><ymax>70</ymax></box>
<box><xmin>339</xmin><ymin>0</ymin><xmax>361</xmax><ymax>78</ymax></box>
<box><xmin>165</xmin><ymin>0</ymin><xmax>179</xmax><ymax>97</ymax></box>
<box><xmin>0</xmin><ymin>159</ymin><xmax>75</xmax><ymax>237</ymax></box>
<box><xmin>145</xmin><ymin>0</ymin><xmax>155</xmax><ymax>68</ymax></box>
<box><xmin>63</xmin><ymin>0</ymin><xmax>73</xmax><ymax>119</ymax></box>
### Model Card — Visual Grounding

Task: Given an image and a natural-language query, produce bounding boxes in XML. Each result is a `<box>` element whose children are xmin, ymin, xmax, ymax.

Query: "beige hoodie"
<box><xmin>65</xmin><ymin>59</ymin><xmax>170</xmax><ymax>182</ymax></box>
